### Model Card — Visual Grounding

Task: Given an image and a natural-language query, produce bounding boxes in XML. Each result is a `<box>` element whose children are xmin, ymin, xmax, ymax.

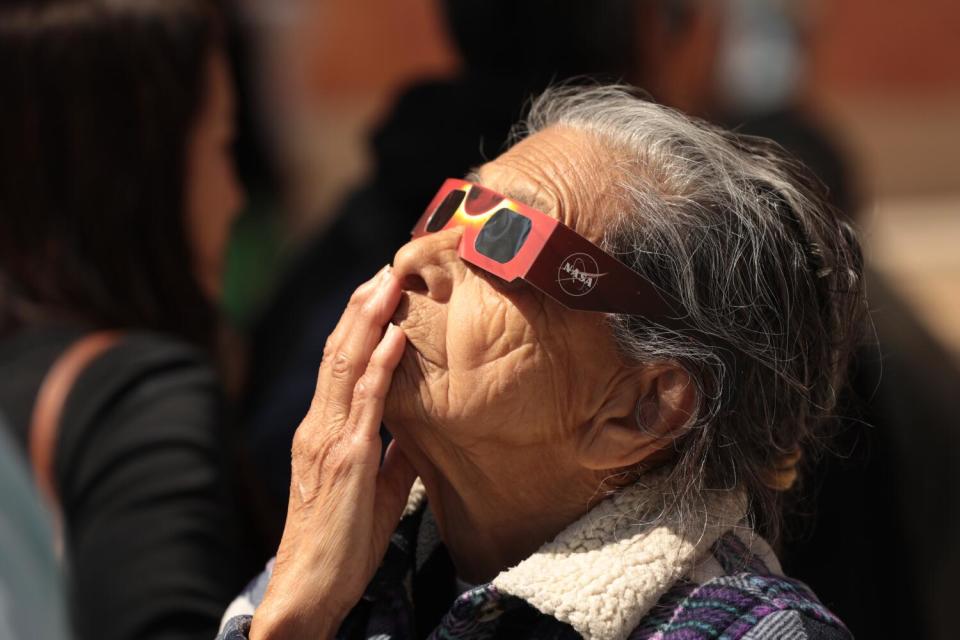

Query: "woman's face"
<box><xmin>185</xmin><ymin>50</ymin><xmax>244</xmax><ymax>300</ymax></box>
<box><xmin>386</xmin><ymin>126</ymin><xmax>634</xmax><ymax>465</ymax></box>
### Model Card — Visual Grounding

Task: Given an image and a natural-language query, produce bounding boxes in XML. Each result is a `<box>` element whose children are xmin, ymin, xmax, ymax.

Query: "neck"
<box><xmin>411</xmin><ymin>441</ymin><xmax>598</xmax><ymax>584</ymax></box>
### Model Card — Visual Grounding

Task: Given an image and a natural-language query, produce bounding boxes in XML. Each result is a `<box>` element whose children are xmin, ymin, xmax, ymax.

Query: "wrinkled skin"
<box><xmin>389</xmin><ymin>125</ymin><xmax>632</xmax><ymax>456</ymax></box>
<box><xmin>249</xmin><ymin>126</ymin><xmax>694</xmax><ymax>639</ymax></box>
<box><xmin>384</xmin><ymin>126</ymin><xmax>665</xmax><ymax>579</ymax></box>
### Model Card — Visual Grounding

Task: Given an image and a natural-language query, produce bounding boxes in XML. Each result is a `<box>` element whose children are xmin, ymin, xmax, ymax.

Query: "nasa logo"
<box><xmin>557</xmin><ymin>253</ymin><xmax>603</xmax><ymax>296</ymax></box>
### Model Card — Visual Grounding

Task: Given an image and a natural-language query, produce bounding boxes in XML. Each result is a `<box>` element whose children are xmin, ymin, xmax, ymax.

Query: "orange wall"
<box><xmin>808</xmin><ymin>0</ymin><xmax>960</xmax><ymax>96</ymax></box>
<box><xmin>292</xmin><ymin>0</ymin><xmax>960</xmax><ymax>102</ymax></box>
<box><xmin>297</xmin><ymin>0</ymin><xmax>458</xmax><ymax>100</ymax></box>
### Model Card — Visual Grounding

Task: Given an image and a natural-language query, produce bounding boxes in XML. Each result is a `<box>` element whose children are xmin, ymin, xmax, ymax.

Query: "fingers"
<box><xmin>322</xmin><ymin>265</ymin><xmax>389</xmax><ymax>360</ymax></box>
<box><xmin>349</xmin><ymin>323</ymin><xmax>406</xmax><ymax>443</ymax></box>
<box><xmin>373</xmin><ymin>441</ymin><xmax>418</xmax><ymax>542</ymax></box>
<box><xmin>312</xmin><ymin>266</ymin><xmax>402</xmax><ymax>425</ymax></box>
<box><xmin>287</xmin><ymin>321</ymin><xmax>405</xmax><ymax>509</ymax></box>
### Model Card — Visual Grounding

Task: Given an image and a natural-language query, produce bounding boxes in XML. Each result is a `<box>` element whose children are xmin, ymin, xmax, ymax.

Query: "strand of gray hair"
<box><xmin>517</xmin><ymin>85</ymin><xmax>867</xmax><ymax>542</ymax></box>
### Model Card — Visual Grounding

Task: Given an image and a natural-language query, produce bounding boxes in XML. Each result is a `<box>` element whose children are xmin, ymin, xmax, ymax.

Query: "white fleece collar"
<box><xmin>405</xmin><ymin>476</ymin><xmax>746</xmax><ymax>640</ymax></box>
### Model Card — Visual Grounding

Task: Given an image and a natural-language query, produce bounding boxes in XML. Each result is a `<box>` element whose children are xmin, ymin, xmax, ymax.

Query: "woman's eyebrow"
<box><xmin>463</xmin><ymin>170</ymin><xmax>552</xmax><ymax>212</ymax></box>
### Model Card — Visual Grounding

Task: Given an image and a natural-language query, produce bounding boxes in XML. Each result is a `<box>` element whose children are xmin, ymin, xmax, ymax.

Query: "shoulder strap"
<box><xmin>29</xmin><ymin>331</ymin><xmax>123</xmax><ymax>515</ymax></box>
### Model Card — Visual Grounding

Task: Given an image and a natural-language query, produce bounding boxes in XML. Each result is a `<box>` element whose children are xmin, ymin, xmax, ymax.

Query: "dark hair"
<box><xmin>0</xmin><ymin>0</ymin><xmax>224</xmax><ymax>347</ymax></box>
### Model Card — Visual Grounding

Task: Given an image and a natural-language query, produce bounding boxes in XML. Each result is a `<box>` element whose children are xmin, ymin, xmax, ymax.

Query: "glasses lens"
<box><xmin>474</xmin><ymin>208</ymin><xmax>532</xmax><ymax>263</ymax></box>
<box><xmin>464</xmin><ymin>184</ymin><xmax>502</xmax><ymax>214</ymax></box>
<box><xmin>426</xmin><ymin>189</ymin><xmax>465</xmax><ymax>232</ymax></box>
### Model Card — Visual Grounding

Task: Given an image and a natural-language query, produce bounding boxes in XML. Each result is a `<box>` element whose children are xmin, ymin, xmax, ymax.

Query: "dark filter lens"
<box><xmin>426</xmin><ymin>189</ymin><xmax>466</xmax><ymax>232</ymax></box>
<box><xmin>474</xmin><ymin>208</ymin><xmax>532</xmax><ymax>263</ymax></box>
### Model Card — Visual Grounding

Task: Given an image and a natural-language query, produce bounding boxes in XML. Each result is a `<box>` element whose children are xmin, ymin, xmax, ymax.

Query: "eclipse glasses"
<box><xmin>412</xmin><ymin>179</ymin><xmax>685</xmax><ymax>328</ymax></box>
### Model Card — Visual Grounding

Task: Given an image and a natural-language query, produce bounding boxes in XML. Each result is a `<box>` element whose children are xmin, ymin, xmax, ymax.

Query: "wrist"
<box><xmin>248</xmin><ymin>600</ymin><xmax>340</xmax><ymax>640</ymax></box>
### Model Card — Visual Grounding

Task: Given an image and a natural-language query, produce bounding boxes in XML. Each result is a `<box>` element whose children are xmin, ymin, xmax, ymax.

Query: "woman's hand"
<box><xmin>249</xmin><ymin>266</ymin><xmax>417</xmax><ymax>640</ymax></box>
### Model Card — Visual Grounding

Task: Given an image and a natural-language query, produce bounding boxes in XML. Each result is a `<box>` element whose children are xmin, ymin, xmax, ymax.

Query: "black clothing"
<box><xmin>780</xmin><ymin>273</ymin><xmax>960</xmax><ymax>640</ymax></box>
<box><xmin>0</xmin><ymin>327</ymin><xmax>250</xmax><ymax>640</ymax></box>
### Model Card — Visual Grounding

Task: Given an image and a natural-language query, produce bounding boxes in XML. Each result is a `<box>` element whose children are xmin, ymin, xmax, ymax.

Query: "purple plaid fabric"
<box><xmin>217</xmin><ymin>508</ymin><xmax>850</xmax><ymax>640</ymax></box>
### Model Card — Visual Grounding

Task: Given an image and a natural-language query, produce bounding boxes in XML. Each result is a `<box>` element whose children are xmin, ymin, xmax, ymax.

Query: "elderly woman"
<box><xmin>220</xmin><ymin>86</ymin><xmax>863</xmax><ymax>640</ymax></box>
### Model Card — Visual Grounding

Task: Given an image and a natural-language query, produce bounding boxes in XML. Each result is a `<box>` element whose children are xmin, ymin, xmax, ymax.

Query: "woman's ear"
<box><xmin>576</xmin><ymin>363</ymin><xmax>696</xmax><ymax>471</ymax></box>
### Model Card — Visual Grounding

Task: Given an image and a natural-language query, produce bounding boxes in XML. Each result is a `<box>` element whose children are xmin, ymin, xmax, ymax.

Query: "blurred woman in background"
<box><xmin>0</xmin><ymin>0</ymin><xmax>255</xmax><ymax>638</ymax></box>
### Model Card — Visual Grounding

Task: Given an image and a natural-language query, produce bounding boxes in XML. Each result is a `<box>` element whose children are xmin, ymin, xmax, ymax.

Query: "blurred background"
<box><xmin>225</xmin><ymin>0</ymin><xmax>960</xmax><ymax>360</ymax></box>
<box><xmin>221</xmin><ymin>1</ymin><xmax>959</xmax><ymax>638</ymax></box>
<box><xmin>5</xmin><ymin>0</ymin><xmax>957</xmax><ymax>637</ymax></box>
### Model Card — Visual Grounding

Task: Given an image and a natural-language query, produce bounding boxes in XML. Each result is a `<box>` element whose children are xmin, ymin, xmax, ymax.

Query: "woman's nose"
<box><xmin>391</xmin><ymin>227</ymin><xmax>464</xmax><ymax>302</ymax></box>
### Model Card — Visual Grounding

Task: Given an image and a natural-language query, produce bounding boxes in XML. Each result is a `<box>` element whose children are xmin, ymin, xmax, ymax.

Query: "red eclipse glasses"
<box><xmin>412</xmin><ymin>178</ymin><xmax>685</xmax><ymax>327</ymax></box>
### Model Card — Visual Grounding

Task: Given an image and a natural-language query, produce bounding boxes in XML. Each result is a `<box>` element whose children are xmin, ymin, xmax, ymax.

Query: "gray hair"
<box><xmin>519</xmin><ymin>86</ymin><xmax>867</xmax><ymax>539</ymax></box>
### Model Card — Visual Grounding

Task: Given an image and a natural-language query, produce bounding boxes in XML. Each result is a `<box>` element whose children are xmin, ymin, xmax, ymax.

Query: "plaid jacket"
<box><xmin>218</xmin><ymin>480</ymin><xmax>850</xmax><ymax>640</ymax></box>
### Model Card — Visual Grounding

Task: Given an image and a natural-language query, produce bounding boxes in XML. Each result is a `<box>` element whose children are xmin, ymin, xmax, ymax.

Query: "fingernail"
<box><xmin>379</xmin><ymin>264</ymin><xmax>392</xmax><ymax>283</ymax></box>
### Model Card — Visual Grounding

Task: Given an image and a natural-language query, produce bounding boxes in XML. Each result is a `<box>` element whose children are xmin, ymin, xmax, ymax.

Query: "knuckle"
<box><xmin>368</xmin><ymin>379</ymin><xmax>391</xmax><ymax>407</ymax></box>
<box><xmin>354</xmin><ymin>374</ymin><xmax>385</xmax><ymax>403</ymax></box>
<box><xmin>348</xmin><ymin>287</ymin><xmax>367</xmax><ymax>307</ymax></box>
<box><xmin>366</xmin><ymin>353</ymin><xmax>391</xmax><ymax>378</ymax></box>
<box><xmin>359</xmin><ymin>296</ymin><xmax>380</xmax><ymax>320</ymax></box>
<box><xmin>346</xmin><ymin>431</ymin><xmax>379</xmax><ymax>461</ymax></box>
<box><xmin>321</xmin><ymin>336</ymin><xmax>337</xmax><ymax>363</ymax></box>
<box><xmin>368</xmin><ymin>347</ymin><xmax>390</xmax><ymax>368</ymax></box>
<box><xmin>349</xmin><ymin>279</ymin><xmax>378</xmax><ymax>307</ymax></box>
<box><xmin>352</xmin><ymin>378</ymin><xmax>370</xmax><ymax>403</ymax></box>
<box><xmin>330</xmin><ymin>351</ymin><xmax>353</xmax><ymax>379</ymax></box>
<box><xmin>291</xmin><ymin>427</ymin><xmax>316</xmax><ymax>461</ymax></box>
<box><xmin>291</xmin><ymin>432</ymin><xmax>307</xmax><ymax>455</ymax></box>
<box><xmin>291</xmin><ymin>418</ymin><xmax>323</xmax><ymax>450</ymax></box>
<box><xmin>292</xmin><ymin>426</ymin><xmax>344</xmax><ymax>468</ymax></box>
<box><xmin>350</xmin><ymin>429</ymin><xmax>382</xmax><ymax>452</ymax></box>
